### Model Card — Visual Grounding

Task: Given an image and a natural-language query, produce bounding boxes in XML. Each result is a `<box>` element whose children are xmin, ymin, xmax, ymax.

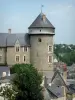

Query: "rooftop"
<box><xmin>28</xmin><ymin>13</ymin><xmax>55</xmax><ymax>29</ymax></box>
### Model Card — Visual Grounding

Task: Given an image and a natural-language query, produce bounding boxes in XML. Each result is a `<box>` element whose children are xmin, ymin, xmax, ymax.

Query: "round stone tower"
<box><xmin>28</xmin><ymin>13</ymin><xmax>55</xmax><ymax>75</ymax></box>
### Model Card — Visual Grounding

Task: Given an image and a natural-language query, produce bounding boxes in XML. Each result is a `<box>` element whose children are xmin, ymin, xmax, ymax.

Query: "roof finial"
<box><xmin>41</xmin><ymin>5</ymin><xmax>44</xmax><ymax>14</ymax></box>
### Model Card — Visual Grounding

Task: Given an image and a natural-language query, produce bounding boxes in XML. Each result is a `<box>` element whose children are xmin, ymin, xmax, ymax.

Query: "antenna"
<box><xmin>41</xmin><ymin>5</ymin><xmax>44</xmax><ymax>13</ymax></box>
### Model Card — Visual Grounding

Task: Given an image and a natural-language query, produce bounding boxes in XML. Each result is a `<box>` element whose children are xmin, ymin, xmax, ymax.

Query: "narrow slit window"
<box><xmin>23</xmin><ymin>56</ymin><xmax>26</xmax><ymax>62</ymax></box>
<box><xmin>48</xmin><ymin>56</ymin><xmax>52</xmax><ymax>63</ymax></box>
<box><xmin>40</xmin><ymin>30</ymin><xmax>41</xmax><ymax>32</ymax></box>
<box><xmin>0</xmin><ymin>55</ymin><xmax>2</xmax><ymax>62</ymax></box>
<box><xmin>38</xmin><ymin>38</ymin><xmax>42</xmax><ymax>42</ymax></box>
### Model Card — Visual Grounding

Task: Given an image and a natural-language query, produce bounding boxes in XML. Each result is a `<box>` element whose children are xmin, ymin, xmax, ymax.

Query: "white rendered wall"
<box><xmin>29</xmin><ymin>28</ymin><xmax>54</xmax><ymax>34</ymax></box>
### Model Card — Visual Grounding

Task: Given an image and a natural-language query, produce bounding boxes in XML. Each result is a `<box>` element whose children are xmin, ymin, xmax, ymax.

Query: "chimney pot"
<box><xmin>42</xmin><ymin>14</ymin><xmax>46</xmax><ymax>22</ymax></box>
<box><xmin>8</xmin><ymin>29</ymin><xmax>11</xmax><ymax>34</ymax></box>
<box><xmin>2</xmin><ymin>72</ymin><xmax>6</xmax><ymax>77</ymax></box>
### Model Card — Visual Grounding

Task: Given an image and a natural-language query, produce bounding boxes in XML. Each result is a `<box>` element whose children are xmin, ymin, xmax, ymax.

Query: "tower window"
<box><xmin>38</xmin><ymin>38</ymin><xmax>42</xmax><ymax>42</ymax></box>
<box><xmin>48</xmin><ymin>46</ymin><xmax>52</xmax><ymax>52</ymax></box>
<box><xmin>40</xmin><ymin>30</ymin><xmax>41</xmax><ymax>32</ymax></box>
<box><xmin>48</xmin><ymin>56</ymin><xmax>52</xmax><ymax>63</ymax></box>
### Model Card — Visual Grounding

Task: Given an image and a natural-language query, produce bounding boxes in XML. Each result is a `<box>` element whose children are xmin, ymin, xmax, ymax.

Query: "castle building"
<box><xmin>0</xmin><ymin>12</ymin><xmax>55</xmax><ymax>75</ymax></box>
<box><xmin>1</xmin><ymin>13</ymin><xmax>75</xmax><ymax>100</ymax></box>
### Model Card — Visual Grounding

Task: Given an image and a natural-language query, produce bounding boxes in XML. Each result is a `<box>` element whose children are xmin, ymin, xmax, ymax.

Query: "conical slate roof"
<box><xmin>28</xmin><ymin>13</ymin><xmax>55</xmax><ymax>29</ymax></box>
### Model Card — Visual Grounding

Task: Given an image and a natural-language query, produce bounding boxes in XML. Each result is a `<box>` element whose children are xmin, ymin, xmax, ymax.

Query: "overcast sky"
<box><xmin>0</xmin><ymin>0</ymin><xmax>75</xmax><ymax>44</ymax></box>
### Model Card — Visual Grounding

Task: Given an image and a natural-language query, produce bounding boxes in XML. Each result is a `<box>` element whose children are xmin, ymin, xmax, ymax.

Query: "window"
<box><xmin>23</xmin><ymin>56</ymin><xmax>26</xmax><ymax>62</ymax></box>
<box><xmin>15</xmin><ymin>55</ymin><xmax>20</xmax><ymax>62</ymax></box>
<box><xmin>48</xmin><ymin>46</ymin><xmax>52</xmax><ymax>52</ymax></box>
<box><xmin>48</xmin><ymin>56</ymin><xmax>52</xmax><ymax>63</ymax></box>
<box><xmin>23</xmin><ymin>47</ymin><xmax>28</xmax><ymax>52</ymax></box>
<box><xmin>16</xmin><ymin>46</ymin><xmax>20</xmax><ymax>52</ymax></box>
<box><xmin>38</xmin><ymin>38</ymin><xmax>42</xmax><ymax>42</ymax></box>
<box><xmin>0</xmin><ymin>55</ymin><xmax>2</xmax><ymax>62</ymax></box>
<box><xmin>40</xmin><ymin>30</ymin><xmax>41</xmax><ymax>32</ymax></box>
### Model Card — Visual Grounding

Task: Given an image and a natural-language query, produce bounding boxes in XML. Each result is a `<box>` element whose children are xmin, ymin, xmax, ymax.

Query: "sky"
<box><xmin>0</xmin><ymin>0</ymin><xmax>75</xmax><ymax>44</ymax></box>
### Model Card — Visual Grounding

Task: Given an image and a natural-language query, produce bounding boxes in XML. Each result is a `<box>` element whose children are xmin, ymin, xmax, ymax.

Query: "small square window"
<box><xmin>38</xmin><ymin>38</ymin><xmax>42</xmax><ymax>42</ymax></box>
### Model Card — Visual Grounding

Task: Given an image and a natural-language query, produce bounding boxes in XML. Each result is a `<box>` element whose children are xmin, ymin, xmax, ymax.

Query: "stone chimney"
<box><xmin>2</xmin><ymin>72</ymin><xmax>6</xmax><ymax>77</ymax></box>
<box><xmin>8</xmin><ymin>29</ymin><xmax>11</xmax><ymax>34</ymax></box>
<box><xmin>42</xmin><ymin>14</ymin><xmax>46</xmax><ymax>22</ymax></box>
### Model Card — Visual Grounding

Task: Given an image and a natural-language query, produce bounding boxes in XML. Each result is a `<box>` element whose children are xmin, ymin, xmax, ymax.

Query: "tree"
<box><xmin>54</xmin><ymin>44</ymin><xmax>75</xmax><ymax>66</ymax></box>
<box><xmin>10</xmin><ymin>64</ymin><xmax>43</xmax><ymax>100</ymax></box>
<box><xmin>0</xmin><ymin>84</ymin><xmax>16</xmax><ymax>100</ymax></box>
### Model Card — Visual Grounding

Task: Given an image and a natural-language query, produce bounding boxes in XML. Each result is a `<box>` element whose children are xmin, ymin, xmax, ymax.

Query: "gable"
<box><xmin>7</xmin><ymin>33</ymin><xmax>30</xmax><ymax>47</ymax></box>
<box><xmin>51</xmin><ymin>70</ymin><xmax>68</xmax><ymax>88</ymax></box>
<box><xmin>15</xmin><ymin>39</ymin><xmax>20</xmax><ymax>46</ymax></box>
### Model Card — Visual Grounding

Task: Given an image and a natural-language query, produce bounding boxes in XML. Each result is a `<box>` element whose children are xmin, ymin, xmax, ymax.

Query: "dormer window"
<box><xmin>38</xmin><ymin>38</ymin><xmax>42</xmax><ymax>42</ymax></box>
<box><xmin>15</xmin><ymin>40</ymin><xmax>20</xmax><ymax>52</ymax></box>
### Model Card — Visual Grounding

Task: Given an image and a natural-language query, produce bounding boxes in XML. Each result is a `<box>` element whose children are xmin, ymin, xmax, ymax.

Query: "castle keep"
<box><xmin>0</xmin><ymin>13</ymin><xmax>55</xmax><ymax>73</ymax></box>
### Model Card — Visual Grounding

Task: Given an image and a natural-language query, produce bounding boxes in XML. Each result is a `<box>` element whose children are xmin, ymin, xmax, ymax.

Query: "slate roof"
<box><xmin>43</xmin><ymin>88</ymin><xmax>58</xmax><ymax>100</ymax></box>
<box><xmin>66</xmin><ymin>79</ymin><xmax>75</xmax><ymax>85</ymax></box>
<box><xmin>0</xmin><ymin>33</ymin><xmax>30</xmax><ymax>47</ymax></box>
<box><xmin>43</xmin><ymin>69</ymin><xmax>73</xmax><ymax>99</ymax></box>
<box><xmin>51</xmin><ymin>70</ymin><xmax>68</xmax><ymax>88</ymax></box>
<box><xmin>28</xmin><ymin>13</ymin><xmax>55</xmax><ymax>29</ymax></box>
<box><xmin>44</xmin><ymin>76</ymin><xmax>64</xmax><ymax>98</ymax></box>
<box><xmin>47</xmin><ymin>84</ymin><xmax>64</xmax><ymax>98</ymax></box>
<box><xmin>0</xmin><ymin>66</ymin><xmax>9</xmax><ymax>72</ymax></box>
<box><xmin>0</xmin><ymin>33</ymin><xmax>8</xmax><ymax>47</ymax></box>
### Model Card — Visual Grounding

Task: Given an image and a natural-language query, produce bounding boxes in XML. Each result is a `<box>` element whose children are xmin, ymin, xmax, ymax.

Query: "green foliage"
<box><xmin>10</xmin><ymin>64</ymin><xmax>43</xmax><ymax>100</ymax></box>
<box><xmin>0</xmin><ymin>85</ymin><xmax>16</xmax><ymax>100</ymax></box>
<box><xmin>54</xmin><ymin>44</ymin><xmax>75</xmax><ymax>66</ymax></box>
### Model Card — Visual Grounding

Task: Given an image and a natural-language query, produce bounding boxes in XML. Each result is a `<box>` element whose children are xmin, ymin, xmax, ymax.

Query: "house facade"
<box><xmin>0</xmin><ymin>13</ymin><xmax>55</xmax><ymax>74</ymax></box>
